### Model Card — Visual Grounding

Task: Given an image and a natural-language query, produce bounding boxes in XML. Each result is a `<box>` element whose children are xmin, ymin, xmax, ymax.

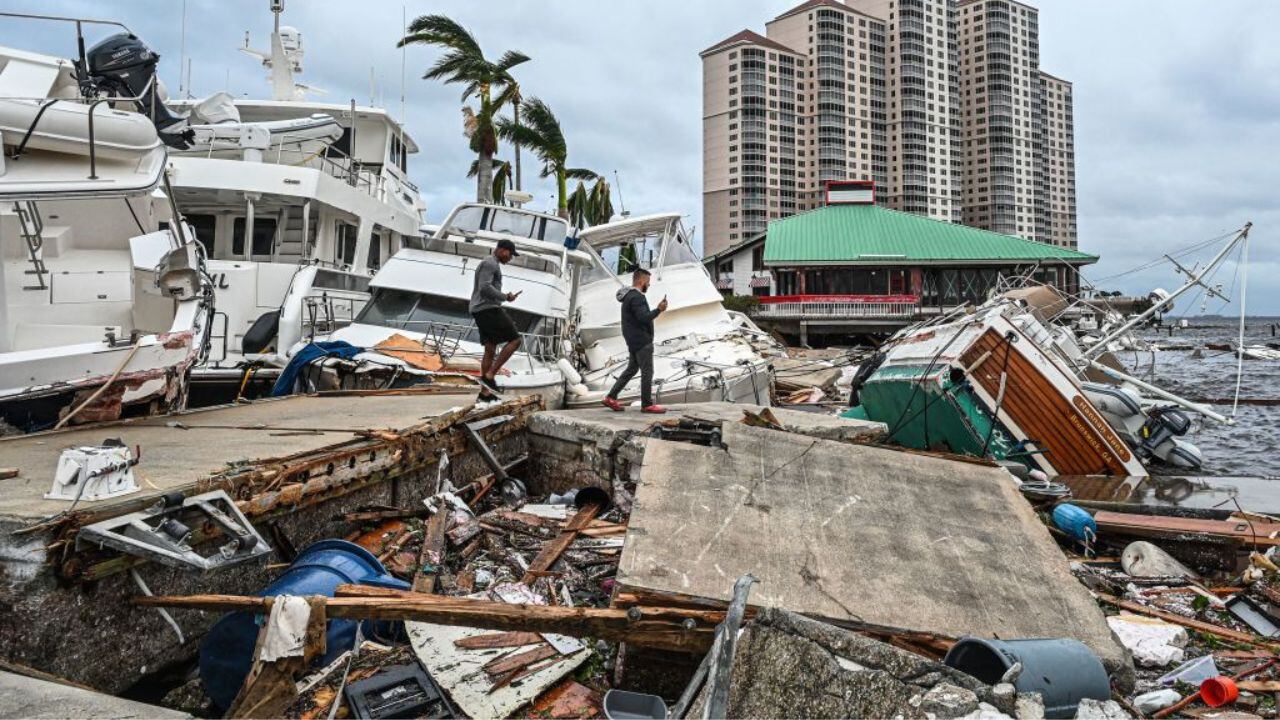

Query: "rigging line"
<box><xmin>1088</xmin><ymin>230</ymin><xmax>1238</xmax><ymax>283</ymax></box>
<box><xmin>1232</xmin><ymin>232</ymin><xmax>1249</xmax><ymax>417</ymax></box>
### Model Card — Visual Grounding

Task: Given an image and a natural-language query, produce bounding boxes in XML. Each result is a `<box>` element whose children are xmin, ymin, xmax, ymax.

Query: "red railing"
<box><xmin>754</xmin><ymin>294</ymin><xmax>919</xmax><ymax>319</ymax></box>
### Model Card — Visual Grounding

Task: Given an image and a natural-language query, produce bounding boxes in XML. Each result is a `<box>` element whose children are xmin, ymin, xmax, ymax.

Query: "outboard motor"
<box><xmin>83</xmin><ymin>33</ymin><xmax>192</xmax><ymax>148</ymax></box>
<box><xmin>1137</xmin><ymin>407</ymin><xmax>1200</xmax><ymax>469</ymax></box>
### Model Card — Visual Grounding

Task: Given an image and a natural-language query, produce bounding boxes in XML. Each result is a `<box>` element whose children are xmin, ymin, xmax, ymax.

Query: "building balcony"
<box><xmin>754</xmin><ymin>294</ymin><xmax>919</xmax><ymax>320</ymax></box>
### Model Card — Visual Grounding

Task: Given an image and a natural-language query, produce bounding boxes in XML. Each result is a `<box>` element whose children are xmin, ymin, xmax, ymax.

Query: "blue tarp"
<box><xmin>271</xmin><ymin>341</ymin><xmax>362</xmax><ymax>396</ymax></box>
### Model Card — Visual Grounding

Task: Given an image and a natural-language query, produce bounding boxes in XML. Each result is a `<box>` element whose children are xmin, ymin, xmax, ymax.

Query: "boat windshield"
<box><xmin>444</xmin><ymin>206</ymin><xmax>569</xmax><ymax>246</ymax></box>
<box><xmin>582</xmin><ymin>228</ymin><xmax>703</xmax><ymax>284</ymax></box>
<box><xmin>356</xmin><ymin>288</ymin><xmax>561</xmax><ymax>348</ymax></box>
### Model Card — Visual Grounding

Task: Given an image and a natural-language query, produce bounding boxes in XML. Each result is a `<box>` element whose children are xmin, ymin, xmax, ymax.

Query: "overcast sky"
<box><xmin>3</xmin><ymin>1</ymin><xmax>1276</xmax><ymax>314</ymax></box>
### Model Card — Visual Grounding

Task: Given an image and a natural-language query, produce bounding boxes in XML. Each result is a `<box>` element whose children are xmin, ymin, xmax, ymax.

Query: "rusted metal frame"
<box><xmin>57</xmin><ymin>396</ymin><xmax>541</xmax><ymax>581</ymax></box>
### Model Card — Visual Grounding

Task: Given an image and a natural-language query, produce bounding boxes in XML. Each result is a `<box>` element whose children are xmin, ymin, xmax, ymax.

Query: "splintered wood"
<box><xmin>521</xmin><ymin>503</ymin><xmax>602</xmax><ymax>584</ymax></box>
<box><xmin>138</xmin><ymin>585</ymin><xmax>721</xmax><ymax>653</ymax></box>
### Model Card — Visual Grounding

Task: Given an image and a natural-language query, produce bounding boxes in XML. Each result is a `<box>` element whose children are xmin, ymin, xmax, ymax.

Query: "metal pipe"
<box><xmin>1087</xmin><ymin>359</ymin><xmax>1233</xmax><ymax>425</ymax></box>
<box><xmin>1082</xmin><ymin>224</ymin><xmax>1250</xmax><ymax>360</ymax></box>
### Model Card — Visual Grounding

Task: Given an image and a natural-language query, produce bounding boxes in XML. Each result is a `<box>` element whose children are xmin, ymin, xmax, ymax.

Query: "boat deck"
<box><xmin>0</xmin><ymin>389</ymin><xmax>478</xmax><ymax>522</ymax></box>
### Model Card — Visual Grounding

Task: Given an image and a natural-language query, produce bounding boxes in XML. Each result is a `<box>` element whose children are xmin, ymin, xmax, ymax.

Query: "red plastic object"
<box><xmin>1200</xmin><ymin>676</ymin><xmax>1239</xmax><ymax>708</ymax></box>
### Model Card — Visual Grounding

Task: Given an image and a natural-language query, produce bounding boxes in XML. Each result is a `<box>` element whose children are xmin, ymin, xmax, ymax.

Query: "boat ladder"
<box><xmin>12</xmin><ymin>201</ymin><xmax>48</xmax><ymax>290</ymax></box>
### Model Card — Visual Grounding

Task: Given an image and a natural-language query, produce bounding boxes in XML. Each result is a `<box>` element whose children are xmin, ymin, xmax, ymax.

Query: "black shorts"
<box><xmin>472</xmin><ymin>308</ymin><xmax>519</xmax><ymax>345</ymax></box>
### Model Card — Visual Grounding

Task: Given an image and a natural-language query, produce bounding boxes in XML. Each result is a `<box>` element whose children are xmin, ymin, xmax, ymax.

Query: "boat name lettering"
<box><xmin>1070</xmin><ymin>394</ymin><xmax>1133</xmax><ymax>462</ymax></box>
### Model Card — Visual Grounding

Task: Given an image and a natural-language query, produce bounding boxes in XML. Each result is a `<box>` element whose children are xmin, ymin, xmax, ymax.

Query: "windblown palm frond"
<box><xmin>497</xmin><ymin>97</ymin><xmax>595</xmax><ymax>218</ymax></box>
<box><xmin>400</xmin><ymin>14</ymin><xmax>528</xmax><ymax>203</ymax></box>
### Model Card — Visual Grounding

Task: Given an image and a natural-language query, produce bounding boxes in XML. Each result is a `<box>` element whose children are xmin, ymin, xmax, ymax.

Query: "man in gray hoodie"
<box><xmin>602</xmin><ymin>267</ymin><xmax>668</xmax><ymax>413</ymax></box>
<box><xmin>470</xmin><ymin>239</ymin><xmax>522</xmax><ymax>400</ymax></box>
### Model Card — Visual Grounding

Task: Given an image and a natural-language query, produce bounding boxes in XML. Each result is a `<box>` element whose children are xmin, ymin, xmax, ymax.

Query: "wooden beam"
<box><xmin>137</xmin><ymin>587</ymin><xmax>721</xmax><ymax>653</ymax></box>
<box><xmin>414</xmin><ymin>509</ymin><xmax>449</xmax><ymax>593</ymax></box>
<box><xmin>521</xmin><ymin>503</ymin><xmax>601</xmax><ymax>584</ymax></box>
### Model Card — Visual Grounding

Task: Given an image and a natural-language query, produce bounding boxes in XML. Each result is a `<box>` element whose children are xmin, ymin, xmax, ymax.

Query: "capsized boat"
<box><xmin>566</xmin><ymin>213</ymin><xmax>781</xmax><ymax>407</ymax></box>
<box><xmin>281</xmin><ymin>202</ymin><xmax>593</xmax><ymax>405</ymax></box>
<box><xmin>844</xmin><ymin>221</ymin><xmax>1256</xmax><ymax>477</ymax></box>
<box><xmin>845</xmin><ymin>294</ymin><xmax>1151</xmax><ymax>476</ymax></box>
<box><xmin>0</xmin><ymin>23</ymin><xmax>213</xmax><ymax>431</ymax></box>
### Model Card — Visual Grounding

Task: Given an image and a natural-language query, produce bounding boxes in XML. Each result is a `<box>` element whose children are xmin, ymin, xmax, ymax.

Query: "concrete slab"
<box><xmin>0</xmin><ymin>391</ymin><xmax>476</xmax><ymax>521</ymax></box>
<box><xmin>532</xmin><ymin>402</ymin><xmax>885</xmax><ymax>445</ymax></box>
<box><xmin>527</xmin><ymin>402</ymin><xmax>886</xmax><ymax>505</ymax></box>
<box><xmin>0</xmin><ymin>671</ymin><xmax>190</xmax><ymax>718</ymax></box>
<box><xmin>617</xmin><ymin>422</ymin><xmax>1130</xmax><ymax>680</ymax></box>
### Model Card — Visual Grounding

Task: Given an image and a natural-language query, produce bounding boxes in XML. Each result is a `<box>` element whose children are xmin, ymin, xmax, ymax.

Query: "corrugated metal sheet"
<box><xmin>763</xmin><ymin>204</ymin><xmax>1097</xmax><ymax>265</ymax></box>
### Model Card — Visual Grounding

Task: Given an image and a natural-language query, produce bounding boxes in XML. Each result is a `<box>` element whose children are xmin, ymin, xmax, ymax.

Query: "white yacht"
<box><xmin>292</xmin><ymin>202</ymin><xmax>593</xmax><ymax>407</ymax></box>
<box><xmin>0</xmin><ymin>24</ymin><xmax>213</xmax><ymax>431</ymax></box>
<box><xmin>164</xmin><ymin>1</ymin><xmax>425</xmax><ymax>390</ymax></box>
<box><xmin>568</xmin><ymin>214</ymin><xmax>779</xmax><ymax>407</ymax></box>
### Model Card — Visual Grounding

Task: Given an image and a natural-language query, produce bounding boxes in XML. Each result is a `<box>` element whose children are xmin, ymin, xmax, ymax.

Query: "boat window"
<box><xmin>185</xmin><ymin>214</ymin><xmax>217</xmax><ymax>255</ymax></box>
<box><xmin>661</xmin><ymin>231</ymin><xmax>701</xmax><ymax>267</ymax></box>
<box><xmin>232</xmin><ymin>217</ymin><xmax>278</xmax><ymax>257</ymax></box>
<box><xmin>335</xmin><ymin>221</ymin><xmax>358</xmax><ymax>266</ymax></box>
<box><xmin>367</xmin><ymin>231</ymin><xmax>382</xmax><ymax>271</ymax></box>
<box><xmin>446</xmin><ymin>206</ymin><xmax>569</xmax><ymax>245</ymax></box>
<box><xmin>412</xmin><ymin>235</ymin><xmax>563</xmax><ymax>277</ymax></box>
<box><xmin>356</xmin><ymin>288</ymin><xmax>554</xmax><ymax>343</ymax></box>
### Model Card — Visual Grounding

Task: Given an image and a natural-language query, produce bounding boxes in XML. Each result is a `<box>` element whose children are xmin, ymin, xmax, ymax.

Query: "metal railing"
<box><xmin>753</xmin><ymin>295</ymin><xmax>918</xmax><ymax>320</ymax></box>
<box><xmin>366</xmin><ymin>318</ymin><xmax>562</xmax><ymax>370</ymax></box>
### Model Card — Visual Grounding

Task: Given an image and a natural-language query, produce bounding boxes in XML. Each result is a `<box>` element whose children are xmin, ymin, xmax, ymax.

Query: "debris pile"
<box><xmin>1049</xmin><ymin>499</ymin><xmax>1280</xmax><ymax>718</ymax></box>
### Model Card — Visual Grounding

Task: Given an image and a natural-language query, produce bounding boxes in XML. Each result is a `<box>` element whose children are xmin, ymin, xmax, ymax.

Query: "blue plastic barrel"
<box><xmin>944</xmin><ymin>636</ymin><xmax>1110</xmax><ymax>718</ymax></box>
<box><xmin>1051</xmin><ymin>503</ymin><xmax>1096</xmax><ymax>543</ymax></box>
<box><xmin>198</xmin><ymin>540</ymin><xmax>410</xmax><ymax>710</ymax></box>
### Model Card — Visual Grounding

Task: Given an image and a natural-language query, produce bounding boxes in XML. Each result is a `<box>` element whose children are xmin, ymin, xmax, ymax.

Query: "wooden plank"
<box><xmin>138</xmin><ymin>586</ymin><xmax>722</xmax><ymax>653</ymax></box>
<box><xmin>483</xmin><ymin>645</ymin><xmax>559</xmax><ymax>677</ymax></box>
<box><xmin>454</xmin><ymin>631</ymin><xmax>544</xmax><ymax>650</ymax></box>
<box><xmin>521</xmin><ymin>503</ymin><xmax>601</xmax><ymax>585</ymax></box>
<box><xmin>414</xmin><ymin>509</ymin><xmax>449</xmax><ymax>593</ymax></box>
<box><xmin>1238</xmin><ymin>681</ymin><xmax>1280</xmax><ymax>692</ymax></box>
<box><xmin>1094</xmin><ymin>510</ymin><xmax>1280</xmax><ymax>547</ymax></box>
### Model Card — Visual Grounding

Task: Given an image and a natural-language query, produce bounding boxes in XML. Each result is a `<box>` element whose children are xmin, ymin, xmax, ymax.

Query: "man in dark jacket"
<box><xmin>602</xmin><ymin>267</ymin><xmax>668</xmax><ymax>413</ymax></box>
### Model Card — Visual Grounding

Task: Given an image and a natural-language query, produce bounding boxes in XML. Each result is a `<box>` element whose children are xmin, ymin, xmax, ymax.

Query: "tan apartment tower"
<box><xmin>701</xmin><ymin>31</ymin><xmax>807</xmax><ymax>255</ymax></box>
<box><xmin>701</xmin><ymin>0</ymin><xmax>1076</xmax><ymax>256</ymax></box>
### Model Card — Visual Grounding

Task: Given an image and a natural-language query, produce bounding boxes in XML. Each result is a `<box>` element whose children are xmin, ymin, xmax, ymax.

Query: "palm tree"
<box><xmin>399</xmin><ymin>15</ymin><xmax>527</xmax><ymax>203</ymax></box>
<box><xmin>469</xmin><ymin>159</ymin><xmax>513</xmax><ymax>205</ymax></box>
<box><xmin>567</xmin><ymin>177</ymin><xmax>614</xmax><ymax>229</ymax></box>
<box><xmin>496</xmin><ymin>97</ymin><xmax>596</xmax><ymax>219</ymax></box>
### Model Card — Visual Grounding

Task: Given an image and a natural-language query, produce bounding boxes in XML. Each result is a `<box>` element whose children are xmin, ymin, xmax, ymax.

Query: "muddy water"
<box><xmin>1137</xmin><ymin>316</ymin><xmax>1280</xmax><ymax>479</ymax></box>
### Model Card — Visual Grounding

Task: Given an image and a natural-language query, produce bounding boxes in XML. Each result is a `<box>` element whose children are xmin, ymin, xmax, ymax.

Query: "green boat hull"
<box><xmin>842</xmin><ymin>364</ymin><xmax>1025</xmax><ymax>465</ymax></box>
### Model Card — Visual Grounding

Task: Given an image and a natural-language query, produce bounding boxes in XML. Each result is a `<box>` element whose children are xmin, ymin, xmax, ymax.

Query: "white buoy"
<box><xmin>556</xmin><ymin>357</ymin><xmax>583</xmax><ymax>385</ymax></box>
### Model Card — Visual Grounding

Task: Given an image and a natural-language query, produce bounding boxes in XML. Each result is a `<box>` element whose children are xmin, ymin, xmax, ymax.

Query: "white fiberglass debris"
<box><xmin>1105</xmin><ymin>613</ymin><xmax>1188</xmax><ymax>667</ymax></box>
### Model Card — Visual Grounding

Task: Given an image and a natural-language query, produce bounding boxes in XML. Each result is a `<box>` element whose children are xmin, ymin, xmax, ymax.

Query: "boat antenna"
<box><xmin>613</xmin><ymin>170</ymin><xmax>629</xmax><ymax>218</ymax></box>
<box><xmin>399</xmin><ymin>4</ymin><xmax>407</xmax><ymax>123</ymax></box>
<box><xmin>178</xmin><ymin>0</ymin><xmax>187</xmax><ymax>96</ymax></box>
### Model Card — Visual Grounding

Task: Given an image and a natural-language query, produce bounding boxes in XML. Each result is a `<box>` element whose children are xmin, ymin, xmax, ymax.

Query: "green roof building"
<box><xmin>705</xmin><ymin>181</ymin><xmax>1097</xmax><ymax>340</ymax></box>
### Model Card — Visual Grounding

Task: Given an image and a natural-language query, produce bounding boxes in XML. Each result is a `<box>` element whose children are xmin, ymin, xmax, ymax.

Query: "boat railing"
<box><xmin>374</xmin><ymin>319</ymin><xmax>562</xmax><ymax>371</ymax></box>
<box><xmin>191</xmin><ymin>131</ymin><xmax>390</xmax><ymax>202</ymax></box>
<box><xmin>753</xmin><ymin>294</ymin><xmax>918</xmax><ymax>320</ymax></box>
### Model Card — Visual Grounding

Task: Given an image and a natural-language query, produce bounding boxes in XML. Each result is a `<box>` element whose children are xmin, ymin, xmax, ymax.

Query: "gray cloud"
<box><xmin>2</xmin><ymin>0</ymin><xmax>1275</xmax><ymax>313</ymax></box>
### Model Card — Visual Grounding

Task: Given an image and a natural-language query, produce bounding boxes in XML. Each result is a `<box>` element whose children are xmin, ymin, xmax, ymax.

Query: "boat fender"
<box><xmin>556</xmin><ymin>357</ymin><xmax>583</xmax><ymax>385</ymax></box>
<box><xmin>242</xmin><ymin>310</ymin><xmax>280</xmax><ymax>354</ymax></box>
<box><xmin>1051</xmin><ymin>504</ymin><xmax>1096</xmax><ymax>543</ymax></box>
<box><xmin>568</xmin><ymin>383</ymin><xmax>590</xmax><ymax>397</ymax></box>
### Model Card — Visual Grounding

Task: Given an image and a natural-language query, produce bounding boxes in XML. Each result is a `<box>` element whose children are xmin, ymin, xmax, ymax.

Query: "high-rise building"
<box><xmin>1039</xmin><ymin>71</ymin><xmax>1077</xmax><ymax>246</ymax></box>
<box><xmin>700</xmin><ymin>0</ymin><xmax>1076</xmax><ymax>257</ymax></box>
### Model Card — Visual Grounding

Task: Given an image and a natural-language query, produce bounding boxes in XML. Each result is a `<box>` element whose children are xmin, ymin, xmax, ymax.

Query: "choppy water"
<box><xmin>1135</xmin><ymin>316</ymin><xmax>1280</xmax><ymax>478</ymax></box>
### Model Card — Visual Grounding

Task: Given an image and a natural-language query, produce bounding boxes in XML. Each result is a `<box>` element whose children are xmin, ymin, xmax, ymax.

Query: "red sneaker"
<box><xmin>641</xmin><ymin>404</ymin><xmax>668</xmax><ymax>414</ymax></box>
<box><xmin>602</xmin><ymin>397</ymin><xmax>624</xmax><ymax>412</ymax></box>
